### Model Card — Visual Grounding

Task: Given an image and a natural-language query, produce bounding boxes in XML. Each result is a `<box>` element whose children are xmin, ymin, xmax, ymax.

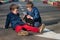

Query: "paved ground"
<box><xmin>0</xmin><ymin>1</ymin><xmax>60</xmax><ymax>40</ymax></box>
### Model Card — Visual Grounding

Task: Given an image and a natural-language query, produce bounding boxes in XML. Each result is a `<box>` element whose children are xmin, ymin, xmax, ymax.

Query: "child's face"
<box><xmin>26</xmin><ymin>4</ymin><xmax>32</xmax><ymax>8</ymax></box>
<box><xmin>26</xmin><ymin>4</ymin><xmax>32</xmax><ymax>11</ymax></box>
<box><xmin>12</xmin><ymin>8</ymin><xmax>19</xmax><ymax>14</ymax></box>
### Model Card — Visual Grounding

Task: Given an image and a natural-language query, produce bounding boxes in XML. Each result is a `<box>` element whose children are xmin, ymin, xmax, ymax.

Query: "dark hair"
<box><xmin>10</xmin><ymin>4</ymin><xmax>19</xmax><ymax>11</ymax></box>
<box><xmin>27</xmin><ymin>2</ymin><xmax>34</xmax><ymax>7</ymax></box>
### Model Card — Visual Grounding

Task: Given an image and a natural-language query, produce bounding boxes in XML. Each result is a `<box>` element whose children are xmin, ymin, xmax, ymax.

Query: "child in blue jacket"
<box><xmin>24</xmin><ymin>2</ymin><xmax>45</xmax><ymax>33</ymax></box>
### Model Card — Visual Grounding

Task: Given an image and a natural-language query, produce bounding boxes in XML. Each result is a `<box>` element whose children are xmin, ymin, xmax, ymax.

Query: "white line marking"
<box><xmin>18</xmin><ymin>4</ymin><xmax>26</xmax><ymax>15</ymax></box>
<box><xmin>18</xmin><ymin>3</ymin><xmax>21</xmax><ymax>6</ymax></box>
<box><xmin>20</xmin><ymin>5</ymin><xmax>23</xmax><ymax>9</ymax></box>
<box><xmin>21</xmin><ymin>9</ymin><xmax>25</xmax><ymax>11</ymax></box>
<box><xmin>18</xmin><ymin>4</ymin><xmax>23</xmax><ymax>9</ymax></box>
<box><xmin>18</xmin><ymin>4</ymin><xmax>25</xmax><ymax>11</ymax></box>
<box><xmin>23</xmin><ymin>12</ymin><xmax>26</xmax><ymax>15</ymax></box>
<box><xmin>35</xmin><ymin>28</ymin><xmax>60</xmax><ymax>40</ymax></box>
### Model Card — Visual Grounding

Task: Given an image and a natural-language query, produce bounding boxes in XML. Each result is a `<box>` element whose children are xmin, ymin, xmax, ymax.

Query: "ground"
<box><xmin>0</xmin><ymin>1</ymin><xmax>60</xmax><ymax>40</ymax></box>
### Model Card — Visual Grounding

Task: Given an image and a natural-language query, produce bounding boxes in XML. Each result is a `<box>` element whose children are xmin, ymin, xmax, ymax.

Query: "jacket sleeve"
<box><xmin>33</xmin><ymin>8</ymin><xmax>40</xmax><ymax>20</ymax></box>
<box><xmin>5</xmin><ymin>15</ymin><xmax>10</xmax><ymax>29</ymax></box>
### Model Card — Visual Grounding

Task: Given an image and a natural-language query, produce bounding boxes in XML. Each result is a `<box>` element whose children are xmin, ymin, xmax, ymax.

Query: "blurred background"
<box><xmin>0</xmin><ymin>0</ymin><xmax>60</xmax><ymax>40</ymax></box>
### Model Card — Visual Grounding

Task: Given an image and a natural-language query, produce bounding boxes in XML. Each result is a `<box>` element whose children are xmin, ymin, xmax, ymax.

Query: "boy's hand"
<box><xmin>27</xmin><ymin>15</ymin><xmax>33</xmax><ymax>19</ymax></box>
<box><xmin>27</xmin><ymin>15</ymin><xmax>31</xmax><ymax>18</ymax></box>
<box><xmin>30</xmin><ymin>17</ymin><xmax>33</xmax><ymax>19</ymax></box>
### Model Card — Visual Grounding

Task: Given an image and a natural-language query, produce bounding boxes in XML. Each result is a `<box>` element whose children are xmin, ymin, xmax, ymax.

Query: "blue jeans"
<box><xmin>34</xmin><ymin>22</ymin><xmax>41</xmax><ymax>27</ymax></box>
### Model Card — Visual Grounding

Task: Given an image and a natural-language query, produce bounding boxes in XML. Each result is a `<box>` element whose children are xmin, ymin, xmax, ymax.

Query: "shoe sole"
<box><xmin>39</xmin><ymin>24</ymin><xmax>45</xmax><ymax>33</ymax></box>
<box><xmin>18</xmin><ymin>31</ymin><xmax>29</xmax><ymax>36</ymax></box>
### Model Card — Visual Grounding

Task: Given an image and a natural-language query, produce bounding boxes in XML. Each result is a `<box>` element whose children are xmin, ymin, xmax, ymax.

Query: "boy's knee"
<box><xmin>34</xmin><ymin>22</ymin><xmax>40</xmax><ymax>27</ymax></box>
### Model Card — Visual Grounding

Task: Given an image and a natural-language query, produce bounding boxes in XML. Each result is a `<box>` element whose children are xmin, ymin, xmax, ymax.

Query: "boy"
<box><xmin>24</xmin><ymin>2</ymin><xmax>45</xmax><ymax>33</ymax></box>
<box><xmin>5</xmin><ymin>4</ymin><xmax>29</xmax><ymax>36</ymax></box>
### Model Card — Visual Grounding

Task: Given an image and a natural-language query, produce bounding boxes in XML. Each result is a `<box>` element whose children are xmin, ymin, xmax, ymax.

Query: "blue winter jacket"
<box><xmin>5</xmin><ymin>12</ymin><xmax>24</xmax><ymax>29</ymax></box>
<box><xmin>27</xmin><ymin>7</ymin><xmax>41</xmax><ymax>23</ymax></box>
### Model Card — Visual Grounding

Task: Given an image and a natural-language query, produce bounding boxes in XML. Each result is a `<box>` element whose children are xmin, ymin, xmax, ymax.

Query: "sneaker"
<box><xmin>18</xmin><ymin>30</ymin><xmax>29</xmax><ymax>36</ymax></box>
<box><xmin>39</xmin><ymin>24</ymin><xmax>45</xmax><ymax>33</ymax></box>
